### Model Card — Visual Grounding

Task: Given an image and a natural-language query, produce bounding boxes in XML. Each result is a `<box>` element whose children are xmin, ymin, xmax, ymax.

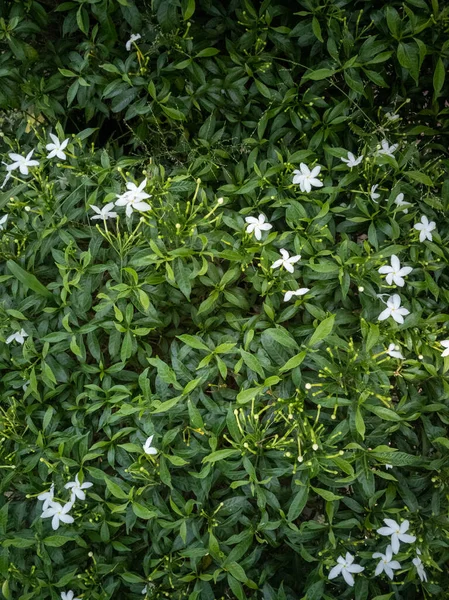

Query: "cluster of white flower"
<box><xmin>329</xmin><ymin>518</ymin><xmax>427</xmax><ymax>587</ymax></box>
<box><xmin>38</xmin><ymin>474</ymin><xmax>92</xmax><ymax>531</ymax></box>
<box><xmin>1</xmin><ymin>133</ymin><xmax>69</xmax><ymax>189</ymax></box>
<box><xmin>91</xmin><ymin>177</ymin><xmax>152</xmax><ymax>220</ymax></box>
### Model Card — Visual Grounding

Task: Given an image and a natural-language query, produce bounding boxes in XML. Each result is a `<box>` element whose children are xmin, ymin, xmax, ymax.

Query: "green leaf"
<box><xmin>6</xmin><ymin>260</ymin><xmax>53</xmax><ymax>299</ymax></box>
<box><xmin>132</xmin><ymin>503</ymin><xmax>157</xmax><ymax>519</ymax></box>
<box><xmin>111</xmin><ymin>88</ymin><xmax>138</xmax><ymax>113</ymax></box>
<box><xmin>177</xmin><ymin>334</ymin><xmax>209</xmax><ymax>351</ymax></box>
<box><xmin>203</xmin><ymin>449</ymin><xmax>240</xmax><ymax>463</ymax></box>
<box><xmin>365</xmin><ymin>405</ymin><xmax>402</xmax><ymax>421</ymax></box>
<box><xmin>303</xmin><ymin>68</ymin><xmax>337</xmax><ymax>81</ymax></box>
<box><xmin>44</xmin><ymin>535</ymin><xmax>75</xmax><ymax>547</ymax></box>
<box><xmin>236</xmin><ymin>386</ymin><xmax>263</xmax><ymax>404</ymax></box>
<box><xmin>385</xmin><ymin>6</ymin><xmax>401</xmax><ymax>39</ymax></box>
<box><xmin>264</xmin><ymin>327</ymin><xmax>299</xmax><ymax>349</ymax></box>
<box><xmin>309</xmin><ymin>315</ymin><xmax>335</xmax><ymax>346</ymax></box>
<box><xmin>173</xmin><ymin>258</ymin><xmax>192</xmax><ymax>299</ymax></box>
<box><xmin>182</xmin><ymin>0</ymin><xmax>195</xmax><ymax>20</ymax></box>
<box><xmin>312</xmin><ymin>17</ymin><xmax>323</xmax><ymax>42</ymax></box>
<box><xmin>405</xmin><ymin>171</ymin><xmax>433</xmax><ymax>186</ymax></box>
<box><xmin>183</xmin><ymin>377</ymin><xmax>202</xmax><ymax>395</ymax></box>
<box><xmin>151</xmin><ymin>395</ymin><xmax>183</xmax><ymax>413</ymax></box>
<box><xmin>76</xmin><ymin>6</ymin><xmax>89</xmax><ymax>34</ymax></box>
<box><xmin>433</xmin><ymin>57</ymin><xmax>445</xmax><ymax>97</ymax></box>
<box><xmin>287</xmin><ymin>486</ymin><xmax>309</xmax><ymax>521</ymax></box>
<box><xmin>355</xmin><ymin>407</ymin><xmax>365</xmax><ymax>440</ymax></box>
<box><xmin>255</xmin><ymin>79</ymin><xmax>272</xmax><ymax>99</ymax></box>
<box><xmin>225</xmin><ymin>561</ymin><xmax>248</xmax><ymax>583</ymax></box>
<box><xmin>240</xmin><ymin>349</ymin><xmax>265</xmax><ymax>378</ymax></box>
<box><xmin>433</xmin><ymin>437</ymin><xmax>449</xmax><ymax>449</ymax></box>
<box><xmin>105</xmin><ymin>478</ymin><xmax>129</xmax><ymax>500</ymax></box>
<box><xmin>371</xmin><ymin>451</ymin><xmax>423</xmax><ymax>467</ymax></box>
<box><xmin>161</xmin><ymin>105</ymin><xmax>186</xmax><ymax>121</ymax></box>
<box><xmin>311</xmin><ymin>487</ymin><xmax>343</xmax><ymax>501</ymax></box>
<box><xmin>279</xmin><ymin>351</ymin><xmax>307</xmax><ymax>373</ymax></box>
<box><xmin>196</xmin><ymin>48</ymin><xmax>219</xmax><ymax>58</ymax></box>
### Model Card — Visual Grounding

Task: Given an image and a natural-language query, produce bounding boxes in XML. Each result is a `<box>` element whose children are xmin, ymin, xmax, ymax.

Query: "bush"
<box><xmin>1</xmin><ymin>1</ymin><xmax>449</xmax><ymax>599</ymax></box>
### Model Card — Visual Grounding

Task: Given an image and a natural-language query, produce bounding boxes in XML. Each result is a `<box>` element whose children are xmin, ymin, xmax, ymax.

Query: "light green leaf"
<box><xmin>309</xmin><ymin>315</ymin><xmax>335</xmax><ymax>346</ymax></box>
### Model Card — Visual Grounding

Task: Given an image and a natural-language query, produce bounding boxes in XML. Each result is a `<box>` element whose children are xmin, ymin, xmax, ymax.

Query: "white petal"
<box><xmin>133</xmin><ymin>201</ymin><xmax>151</xmax><ymax>212</ymax></box>
<box><xmin>378</xmin><ymin>308</ymin><xmax>391</xmax><ymax>321</ymax></box>
<box><xmin>374</xmin><ymin>561</ymin><xmax>384</xmax><ymax>576</ymax></box>
<box><xmin>310</xmin><ymin>178</ymin><xmax>323</xmax><ymax>188</ymax></box>
<box><xmin>391</xmin><ymin>312</ymin><xmax>404</xmax><ymax>324</ymax></box>
<box><xmin>391</xmin><ymin>533</ymin><xmax>400</xmax><ymax>554</ymax></box>
<box><xmin>347</xmin><ymin>565</ymin><xmax>364</xmax><ymax>574</ymax></box>
<box><xmin>342</xmin><ymin>569</ymin><xmax>354</xmax><ymax>587</ymax></box>
<box><xmin>398</xmin><ymin>533</ymin><xmax>416</xmax><ymax>544</ymax></box>
<box><xmin>378</xmin><ymin>266</ymin><xmax>393</xmax><ymax>275</ymax></box>
<box><xmin>390</xmin><ymin>255</ymin><xmax>400</xmax><ymax>271</ymax></box>
<box><xmin>328</xmin><ymin>565</ymin><xmax>342</xmax><ymax>580</ymax></box>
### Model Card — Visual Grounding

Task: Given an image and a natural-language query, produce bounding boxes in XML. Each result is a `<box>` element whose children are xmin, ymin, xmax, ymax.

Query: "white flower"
<box><xmin>126</xmin><ymin>33</ymin><xmax>142</xmax><ymax>51</ymax></box>
<box><xmin>6</xmin><ymin>329</ymin><xmax>28</xmax><ymax>345</ymax></box>
<box><xmin>65</xmin><ymin>473</ymin><xmax>93</xmax><ymax>502</ymax></box>
<box><xmin>385</xmin><ymin>112</ymin><xmax>400</xmax><ymax>122</ymax></box>
<box><xmin>46</xmin><ymin>134</ymin><xmax>70</xmax><ymax>160</ymax></box>
<box><xmin>284</xmin><ymin>287</ymin><xmax>309</xmax><ymax>302</ymax></box>
<box><xmin>0</xmin><ymin>214</ymin><xmax>7</xmax><ymax>230</ymax></box>
<box><xmin>439</xmin><ymin>340</ymin><xmax>449</xmax><ymax>357</ymax></box>
<box><xmin>378</xmin><ymin>255</ymin><xmax>412</xmax><ymax>287</ymax></box>
<box><xmin>373</xmin><ymin>545</ymin><xmax>401</xmax><ymax>580</ymax></box>
<box><xmin>377</xmin><ymin>139</ymin><xmax>398</xmax><ymax>158</ymax></box>
<box><xmin>393</xmin><ymin>193</ymin><xmax>410</xmax><ymax>213</ymax></box>
<box><xmin>143</xmin><ymin>435</ymin><xmax>157</xmax><ymax>455</ymax></box>
<box><xmin>41</xmin><ymin>501</ymin><xmax>74</xmax><ymax>531</ymax></box>
<box><xmin>142</xmin><ymin>586</ymin><xmax>148</xmax><ymax>595</ymax></box>
<box><xmin>271</xmin><ymin>248</ymin><xmax>301</xmax><ymax>273</ymax></box>
<box><xmin>38</xmin><ymin>483</ymin><xmax>55</xmax><ymax>511</ymax></box>
<box><xmin>6</xmin><ymin>150</ymin><xmax>39</xmax><ymax>175</ymax></box>
<box><xmin>328</xmin><ymin>552</ymin><xmax>364</xmax><ymax>587</ymax></box>
<box><xmin>341</xmin><ymin>152</ymin><xmax>363</xmax><ymax>168</ymax></box>
<box><xmin>90</xmin><ymin>203</ymin><xmax>118</xmax><ymax>221</ymax></box>
<box><xmin>115</xmin><ymin>178</ymin><xmax>152</xmax><ymax>217</ymax></box>
<box><xmin>386</xmin><ymin>343</ymin><xmax>404</xmax><ymax>360</ymax></box>
<box><xmin>376</xmin><ymin>518</ymin><xmax>416</xmax><ymax>554</ymax></box>
<box><xmin>370</xmin><ymin>184</ymin><xmax>380</xmax><ymax>202</ymax></box>
<box><xmin>245</xmin><ymin>214</ymin><xmax>272</xmax><ymax>240</ymax></box>
<box><xmin>414</xmin><ymin>215</ymin><xmax>436</xmax><ymax>242</ymax></box>
<box><xmin>378</xmin><ymin>294</ymin><xmax>410</xmax><ymax>325</ymax></box>
<box><xmin>61</xmin><ymin>591</ymin><xmax>80</xmax><ymax>600</ymax></box>
<box><xmin>292</xmin><ymin>163</ymin><xmax>323</xmax><ymax>193</ymax></box>
<box><xmin>385</xmin><ymin>464</ymin><xmax>393</xmax><ymax>470</ymax></box>
<box><xmin>412</xmin><ymin>551</ymin><xmax>428</xmax><ymax>582</ymax></box>
<box><xmin>61</xmin><ymin>591</ymin><xmax>81</xmax><ymax>600</ymax></box>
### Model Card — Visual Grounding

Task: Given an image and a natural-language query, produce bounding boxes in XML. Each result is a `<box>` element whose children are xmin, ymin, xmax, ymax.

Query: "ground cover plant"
<box><xmin>1</xmin><ymin>0</ymin><xmax>449</xmax><ymax>598</ymax></box>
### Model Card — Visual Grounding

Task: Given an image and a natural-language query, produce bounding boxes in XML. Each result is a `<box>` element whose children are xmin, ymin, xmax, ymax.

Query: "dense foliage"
<box><xmin>1</xmin><ymin>0</ymin><xmax>449</xmax><ymax>599</ymax></box>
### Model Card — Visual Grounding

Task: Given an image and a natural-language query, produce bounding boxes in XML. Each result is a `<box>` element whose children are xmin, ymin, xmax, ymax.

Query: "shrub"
<box><xmin>1</xmin><ymin>1</ymin><xmax>449</xmax><ymax>599</ymax></box>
